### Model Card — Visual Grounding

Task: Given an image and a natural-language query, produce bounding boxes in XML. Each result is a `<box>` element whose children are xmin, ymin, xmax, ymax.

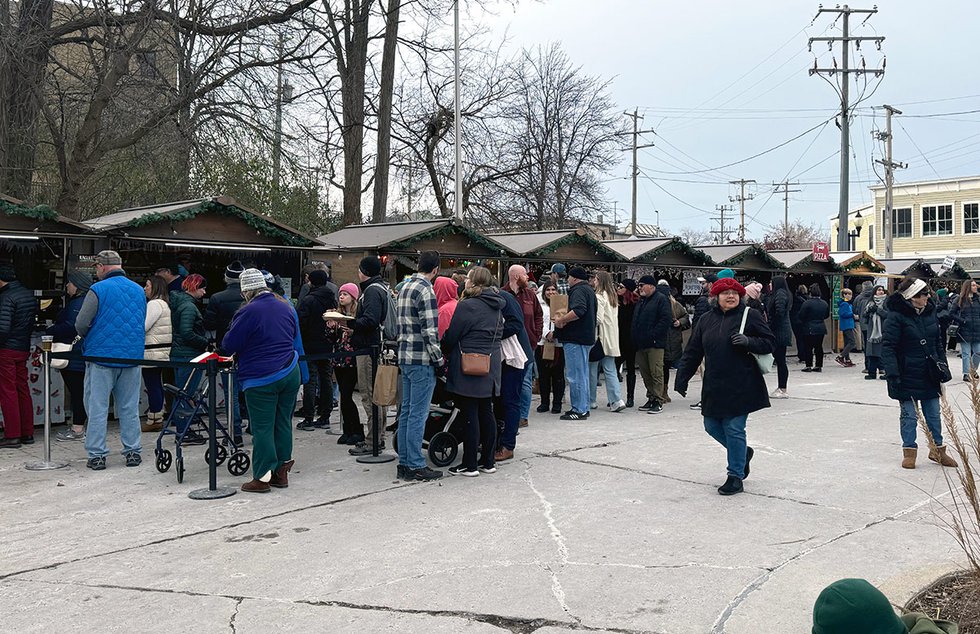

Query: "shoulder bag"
<box><xmin>740</xmin><ymin>308</ymin><xmax>774</xmax><ymax>375</ymax></box>
<box><xmin>50</xmin><ymin>336</ymin><xmax>81</xmax><ymax>370</ymax></box>
<box><xmin>914</xmin><ymin>319</ymin><xmax>952</xmax><ymax>384</ymax></box>
<box><xmin>461</xmin><ymin>315</ymin><xmax>502</xmax><ymax>376</ymax></box>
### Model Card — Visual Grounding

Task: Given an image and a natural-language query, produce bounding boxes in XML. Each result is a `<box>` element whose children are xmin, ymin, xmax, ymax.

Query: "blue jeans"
<box><xmin>899</xmin><ymin>398</ymin><xmax>943</xmax><ymax>448</ymax></box>
<box><xmin>498</xmin><ymin>361</ymin><xmax>526</xmax><ymax>450</ymax></box>
<box><xmin>142</xmin><ymin>367</ymin><xmax>165</xmax><ymax>413</ymax></box>
<box><xmin>703</xmin><ymin>414</ymin><xmax>749</xmax><ymax>479</ymax></box>
<box><xmin>589</xmin><ymin>356</ymin><xmax>622</xmax><ymax>405</ymax></box>
<box><xmin>563</xmin><ymin>343</ymin><xmax>590</xmax><ymax>414</ymax></box>
<box><xmin>519</xmin><ymin>358</ymin><xmax>534</xmax><ymax>420</ymax></box>
<box><xmin>221</xmin><ymin>371</ymin><xmax>242</xmax><ymax>437</ymax></box>
<box><xmin>84</xmin><ymin>363</ymin><xmax>142</xmax><ymax>459</ymax></box>
<box><xmin>960</xmin><ymin>341</ymin><xmax>980</xmax><ymax>376</ymax></box>
<box><xmin>398</xmin><ymin>364</ymin><xmax>437</xmax><ymax>469</ymax></box>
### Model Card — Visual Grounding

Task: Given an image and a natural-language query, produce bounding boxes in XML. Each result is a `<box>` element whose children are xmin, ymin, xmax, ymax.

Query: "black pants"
<box><xmin>773</xmin><ymin>345</ymin><xmax>788</xmax><ymax>389</ymax></box>
<box><xmin>867</xmin><ymin>356</ymin><xmax>883</xmax><ymax>377</ymax></box>
<box><xmin>862</xmin><ymin>329</ymin><xmax>871</xmax><ymax>371</ymax></box>
<box><xmin>616</xmin><ymin>349</ymin><xmax>636</xmax><ymax>401</ymax></box>
<box><xmin>535</xmin><ymin>347</ymin><xmax>565</xmax><ymax>411</ymax></box>
<box><xmin>841</xmin><ymin>329</ymin><xmax>856</xmax><ymax>361</ymax></box>
<box><xmin>302</xmin><ymin>358</ymin><xmax>333</xmax><ymax>421</ymax></box>
<box><xmin>334</xmin><ymin>365</ymin><xmax>361</xmax><ymax>438</ymax></box>
<box><xmin>455</xmin><ymin>394</ymin><xmax>496</xmax><ymax>471</ymax></box>
<box><xmin>61</xmin><ymin>369</ymin><xmax>87</xmax><ymax>427</ymax></box>
<box><xmin>792</xmin><ymin>324</ymin><xmax>806</xmax><ymax>361</ymax></box>
<box><xmin>804</xmin><ymin>334</ymin><xmax>824</xmax><ymax>369</ymax></box>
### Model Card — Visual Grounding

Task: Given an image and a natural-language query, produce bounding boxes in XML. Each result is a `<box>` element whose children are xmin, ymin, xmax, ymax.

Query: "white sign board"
<box><xmin>682</xmin><ymin>271</ymin><xmax>704</xmax><ymax>296</ymax></box>
<box><xmin>940</xmin><ymin>255</ymin><xmax>956</xmax><ymax>273</ymax></box>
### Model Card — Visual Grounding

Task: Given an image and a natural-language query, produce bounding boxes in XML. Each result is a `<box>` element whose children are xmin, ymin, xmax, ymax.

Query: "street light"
<box><xmin>844</xmin><ymin>210</ymin><xmax>864</xmax><ymax>251</ymax></box>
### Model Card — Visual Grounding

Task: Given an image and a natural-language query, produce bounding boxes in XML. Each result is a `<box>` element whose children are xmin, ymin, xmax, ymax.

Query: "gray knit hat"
<box><xmin>67</xmin><ymin>270</ymin><xmax>93</xmax><ymax>294</ymax></box>
<box><xmin>239</xmin><ymin>268</ymin><xmax>268</xmax><ymax>293</ymax></box>
<box><xmin>94</xmin><ymin>250</ymin><xmax>122</xmax><ymax>266</ymax></box>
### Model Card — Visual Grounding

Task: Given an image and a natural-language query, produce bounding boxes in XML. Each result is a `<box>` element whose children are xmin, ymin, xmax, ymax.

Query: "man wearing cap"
<box><xmin>551</xmin><ymin>263</ymin><xmax>569</xmax><ymax>295</ymax></box>
<box><xmin>203</xmin><ymin>260</ymin><xmax>246</xmax><ymax>442</ymax></box>
<box><xmin>73</xmin><ymin>251</ymin><xmax>147</xmax><ymax>470</ymax></box>
<box><xmin>553</xmin><ymin>266</ymin><xmax>596</xmax><ymax>420</ymax></box>
<box><xmin>0</xmin><ymin>265</ymin><xmax>39</xmax><ymax>448</ymax></box>
<box><xmin>504</xmin><ymin>265</ymin><xmax>543</xmax><ymax>428</ymax></box>
<box><xmin>631</xmin><ymin>275</ymin><xmax>673</xmax><ymax>414</ymax></box>
<box><xmin>349</xmin><ymin>255</ymin><xmax>391</xmax><ymax>454</ymax></box>
<box><xmin>296</xmin><ymin>269</ymin><xmax>337</xmax><ymax>431</ymax></box>
<box><xmin>155</xmin><ymin>265</ymin><xmax>184</xmax><ymax>294</ymax></box>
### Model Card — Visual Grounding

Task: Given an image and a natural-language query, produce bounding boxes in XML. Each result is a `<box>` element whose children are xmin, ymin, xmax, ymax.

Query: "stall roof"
<box><xmin>0</xmin><ymin>193</ymin><xmax>93</xmax><ymax>236</ymax></box>
<box><xmin>317</xmin><ymin>219</ymin><xmax>511</xmax><ymax>254</ymax></box>
<box><xmin>84</xmin><ymin>196</ymin><xmax>317</xmax><ymax>247</ymax></box>
<box><xmin>767</xmin><ymin>249</ymin><xmax>843</xmax><ymax>272</ymax></box>
<box><xmin>878</xmin><ymin>258</ymin><xmax>936</xmax><ymax>277</ymax></box>
<box><xmin>831</xmin><ymin>251</ymin><xmax>886</xmax><ymax>273</ymax></box>
<box><xmin>601</xmin><ymin>237</ymin><xmax>714</xmax><ymax>265</ymax></box>
<box><xmin>487</xmin><ymin>228</ymin><xmax>622</xmax><ymax>261</ymax></box>
<box><xmin>693</xmin><ymin>243</ymin><xmax>785</xmax><ymax>270</ymax></box>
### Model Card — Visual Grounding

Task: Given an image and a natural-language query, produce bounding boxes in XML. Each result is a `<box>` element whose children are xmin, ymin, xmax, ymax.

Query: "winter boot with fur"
<box><xmin>142</xmin><ymin>411</ymin><xmax>164</xmax><ymax>433</ymax></box>
<box><xmin>901</xmin><ymin>447</ymin><xmax>917</xmax><ymax>469</ymax></box>
<box><xmin>928</xmin><ymin>445</ymin><xmax>959</xmax><ymax>468</ymax></box>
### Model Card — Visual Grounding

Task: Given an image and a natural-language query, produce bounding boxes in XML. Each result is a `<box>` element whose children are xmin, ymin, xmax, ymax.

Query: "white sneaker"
<box><xmin>770</xmin><ymin>388</ymin><xmax>788</xmax><ymax>399</ymax></box>
<box><xmin>610</xmin><ymin>400</ymin><xmax>626</xmax><ymax>413</ymax></box>
<box><xmin>590</xmin><ymin>402</ymin><xmax>598</xmax><ymax>410</ymax></box>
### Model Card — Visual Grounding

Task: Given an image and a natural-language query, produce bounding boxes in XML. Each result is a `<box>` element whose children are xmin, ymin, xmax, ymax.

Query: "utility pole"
<box><xmin>612</xmin><ymin>200</ymin><xmax>619</xmax><ymax>232</ymax></box>
<box><xmin>624</xmin><ymin>109</ymin><xmax>655</xmax><ymax>238</ymax></box>
<box><xmin>875</xmin><ymin>105</ymin><xmax>906</xmax><ymax>259</ymax></box>
<box><xmin>771</xmin><ymin>181</ymin><xmax>802</xmax><ymax>232</ymax></box>
<box><xmin>453</xmin><ymin>0</ymin><xmax>463</xmax><ymax>221</ymax></box>
<box><xmin>809</xmin><ymin>5</ymin><xmax>885</xmax><ymax>251</ymax></box>
<box><xmin>729</xmin><ymin>179</ymin><xmax>755</xmax><ymax>242</ymax></box>
<box><xmin>711</xmin><ymin>204</ymin><xmax>734</xmax><ymax>245</ymax></box>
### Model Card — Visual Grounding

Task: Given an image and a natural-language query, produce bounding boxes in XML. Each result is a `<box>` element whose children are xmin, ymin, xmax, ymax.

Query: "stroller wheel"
<box><xmin>428</xmin><ymin>431</ymin><xmax>458</xmax><ymax>467</ymax></box>
<box><xmin>228</xmin><ymin>452</ymin><xmax>250</xmax><ymax>477</ymax></box>
<box><xmin>176</xmin><ymin>456</ymin><xmax>185</xmax><ymax>483</ymax></box>
<box><xmin>205</xmin><ymin>444</ymin><xmax>228</xmax><ymax>467</ymax></box>
<box><xmin>155</xmin><ymin>449</ymin><xmax>172</xmax><ymax>473</ymax></box>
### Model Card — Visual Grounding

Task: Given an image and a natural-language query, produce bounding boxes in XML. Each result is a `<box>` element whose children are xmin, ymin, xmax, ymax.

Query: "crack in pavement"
<box><xmin>229</xmin><ymin>596</ymin><xmax>243</xmax><ymax>634</ymax></box>
<box><xmin>0</xmin><ymin>483</ymin><xmax>409</xmax><ymax>582</ymax></box>
<box><xmin>11</xmin><ymin>578</ymin><xmax>659</xmax><ymax>634</ymax></box>
<box><xmin>787</xmin><ymin>396</ymin><xmax>893</xmax><ymax>409</ymax></box>
<box><xmin>529</xmin><ymin>431</ymin><xmax>676</xmax><ymax>459</ymax></box>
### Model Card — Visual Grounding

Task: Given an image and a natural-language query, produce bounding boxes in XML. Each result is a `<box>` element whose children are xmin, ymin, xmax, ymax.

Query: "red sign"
<box><xmin>812</xmin><ymin>242</ymin><xmax>830</xmax><ymax>262</ymax></box>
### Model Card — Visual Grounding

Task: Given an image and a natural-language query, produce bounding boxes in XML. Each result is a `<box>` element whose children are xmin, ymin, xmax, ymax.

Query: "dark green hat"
<box><xmin>812</xmin><ymin>578</ymin><xmax>906</xmax><ymax>634</ymax></box>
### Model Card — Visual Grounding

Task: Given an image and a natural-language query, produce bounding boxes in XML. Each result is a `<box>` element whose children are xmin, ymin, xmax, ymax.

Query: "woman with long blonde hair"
<box><xmin>589</xmin><ymin>271</ymin><xmax>625</xmax><ymax>412</ymax></box>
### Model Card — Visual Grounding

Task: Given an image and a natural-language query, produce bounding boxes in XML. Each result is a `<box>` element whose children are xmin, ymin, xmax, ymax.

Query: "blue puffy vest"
<box><xmin>86</xmin><ymin>271</ymin><xmax>146</xmax><ymax>367</ymax></box>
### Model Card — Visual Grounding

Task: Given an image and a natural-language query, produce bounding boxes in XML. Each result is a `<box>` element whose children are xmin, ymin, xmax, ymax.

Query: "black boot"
<box><xmin>718</xmin><ymin>476</ymin><xmax>743</xmax><ymax>496</ymax></box>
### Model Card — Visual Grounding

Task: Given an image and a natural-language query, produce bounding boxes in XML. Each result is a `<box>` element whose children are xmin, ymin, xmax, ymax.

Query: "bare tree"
<box><xmin>677</xmin><ymin>226</ymin><xmax>715</xmax><ymax>246</ymax></box>
<box><xmin>760</xmin><ymin>220</ymin><xmax>829</xmax><ymax>250</ymax></box>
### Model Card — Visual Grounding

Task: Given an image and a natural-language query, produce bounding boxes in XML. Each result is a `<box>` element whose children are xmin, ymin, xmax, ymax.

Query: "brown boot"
<box><xmin>494</xmin><ymin>447</ymin><xmax>514</xmax><ymax>462</ymax></box>
<box><xmin>270</xmin><ymin>459</ymin><xmax>295</xmax><ymax>488</ymax></box>
<box><xmin>928</xmin><ymin>445</ymin><xmax>959</xmax><ymax>468</ymax></box>
<box><xmin>902</xmin><ymin>447</ymin><xmax>917</xmax><ymax>469</ymax></box>
<box><xmin>141</xmin><ymin>412</ymin><xmax>164</xmax><ymax>433</ymax></box>
<box><xmin>241</xmin><ymin>479</ymin><xmax>271</xmax><ymax>493</ymax></box>
<box><xmin>519</xmin><ymin>418</ymin><xmax>528</xmax><ymax>428</ymax></box>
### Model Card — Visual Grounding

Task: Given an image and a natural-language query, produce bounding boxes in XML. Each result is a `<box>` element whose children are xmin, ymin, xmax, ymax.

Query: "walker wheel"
<box><xmin>176</xmin><ymin>456</ymin><xmax>185</xmax><ymax>483</ymax></box>
<box><xmin>428</xmin><ymin>431</ymin><xmax>458</xmax><ymax>467</ymax></box>
<box><xmin>205</xmin><ymin>444</ymin><xmax>228</xmax><ymax>466</ymax></box>
<box><xmin>156</xmin><ymin>449</ymin><xmax>172</xmax><ymax>473</ymax></box>
<box><xmin>391</xmin><ymin>433</ymin><xmax>398</xmax><ymax>453</ymax></box>
<box><xmin>228</xmin><ymin>452</ymin><xmax>250</xmax><ymax>476</ymax></box>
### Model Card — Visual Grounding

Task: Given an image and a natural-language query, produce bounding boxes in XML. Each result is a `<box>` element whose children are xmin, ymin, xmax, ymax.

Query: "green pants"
<box><xmin>244</xmin><ymin>365</ymin><xmax>301</xmax><ymax>480</ymax></box>
<box><xmin>636</xmin><ymin>348</ymin><xmax>665</xmax><ymax>404</ymax></box>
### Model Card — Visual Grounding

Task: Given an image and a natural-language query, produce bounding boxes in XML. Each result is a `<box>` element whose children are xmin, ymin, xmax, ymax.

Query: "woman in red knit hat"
<box><xmin>674</xmin><ymin>277</ymin><xmax>775</xmax><ymax>495</ymax></box>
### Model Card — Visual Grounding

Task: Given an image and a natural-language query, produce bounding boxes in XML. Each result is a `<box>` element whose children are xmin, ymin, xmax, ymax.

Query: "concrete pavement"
<box><xmin>0</xmin><ymin>358</ymin><xmax>972</xmax><ymax>633</ymax></box>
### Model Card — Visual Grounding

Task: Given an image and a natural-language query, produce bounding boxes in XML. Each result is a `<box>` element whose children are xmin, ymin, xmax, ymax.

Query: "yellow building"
<box><xmin>829</xmin><ymin>203</ymin><xmax>875</xmax><ymax>253</ymax></box>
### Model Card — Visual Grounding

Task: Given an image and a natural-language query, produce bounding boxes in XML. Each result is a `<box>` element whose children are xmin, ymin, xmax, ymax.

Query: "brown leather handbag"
<box><xmin>460</xmin><ymin>351</ymin><xmax>491</xmax><ymax>376</ymax></box>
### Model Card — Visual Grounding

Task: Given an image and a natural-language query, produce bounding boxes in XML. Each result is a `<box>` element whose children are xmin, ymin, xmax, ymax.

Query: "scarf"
<box><xmin>869</xmin><ymin>296</ymin><xmax>885</xmax><ymax>343</ymax></box>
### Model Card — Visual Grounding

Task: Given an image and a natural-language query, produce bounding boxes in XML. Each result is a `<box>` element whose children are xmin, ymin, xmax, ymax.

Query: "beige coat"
<box><xmin>144</xmin><ymin>298</ymin><xmax>172</xmax><ymax>361</ymax></box>
<box><xmin>595</xmin><ymin>291</ymin><xmax>621</xmax><ymax>358</ymax></box>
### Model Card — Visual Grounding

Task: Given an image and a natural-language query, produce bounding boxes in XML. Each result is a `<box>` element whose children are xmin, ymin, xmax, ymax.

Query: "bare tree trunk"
<box><xmin>0</xmin><ymin>0</ymin><xmax>54</xmax><ymax>200</ymax></box>
<box><xmin>371</xmin><ymin>0</ymin><xmax>399</xmax><ymax>223</ymax></box>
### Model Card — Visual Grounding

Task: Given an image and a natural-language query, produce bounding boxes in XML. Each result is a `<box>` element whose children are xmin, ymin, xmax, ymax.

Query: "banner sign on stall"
<box><xmin>831</xmin><ymin>275</ymin><xmax>842</xmax><ymax>319</ymax></box>
<box><xmin>939</xmin><ymin>255</ymin><xmax>956</xmax><ymax>274</ymax></box>
<box><xmin>812</xmin><ymin>242</ymin><xmax>830</xmax><ymax>263</ymax></box>
<box><xmin>682</xmin><ymin>271</ymin><xmax>704</xmax><ymax>296</ymax></box>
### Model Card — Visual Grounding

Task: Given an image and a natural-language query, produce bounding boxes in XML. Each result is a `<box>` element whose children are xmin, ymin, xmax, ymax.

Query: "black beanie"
<box><xmin>308</xmin><ymin>269</ymin><xmax>328</xmax><ymax>287</ymax></box>
<box><xmin>359</xmin><ymin>256</ymin><xmax>382</xmax><ymax>278</ymax></box>
<box><xmin>0</xmin><ymin>264</ymin><xmax>16</xmax><ymax>282</ymax></box>
<box><xmin>622</xmin><ymin>279</ymin><xmax>637</xmax><ymax>293</ymax></box>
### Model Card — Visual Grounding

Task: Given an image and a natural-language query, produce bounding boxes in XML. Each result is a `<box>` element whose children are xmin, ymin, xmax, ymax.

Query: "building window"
<box><xmin>922</xmin><ymin>204</ymin><xmax>953</xmax><ymax>236</ymax></box>
<box><xmin>868</xmin><ymin>226</ymin><xmax>874</xmax><ymax>250</ymax></box>
<box><xmin>885</xmin><ymin>207</ymin><xmax>912</xmax><ymax>238</ymax></box>
<box><xmin>965</xmin><ymin>202</ymin><xmax>979</xmax><ymax>235</ymax></box>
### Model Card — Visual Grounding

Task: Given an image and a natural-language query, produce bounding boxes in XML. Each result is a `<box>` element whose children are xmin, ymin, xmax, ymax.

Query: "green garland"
<box><xmin>386</xmin><ymin>222</ymin><xmax>509</xmax><ymax>255</ymax></box>
<box><xmin>841</xmin><ymin>255</ymin><xmax>885</xmax><ymax>273</ymax></box>
<box><xmin>0</xmin><ymin>198</ymin><xmax>59</xmax><ymax>222</ymax></box>
<box><xmin>531</xmin><ymin>231</ymin><xmax>623</xmax><ymax>261</ymax></box>
<box><xmin>725</xmin><ymin>246</ymin><xmax>785</xmax><ymax>270</ymax></box>
<box><xmin>128</xmin><ymin>200</ymin><xmax>312</xmax><ymax>246</ymax></box>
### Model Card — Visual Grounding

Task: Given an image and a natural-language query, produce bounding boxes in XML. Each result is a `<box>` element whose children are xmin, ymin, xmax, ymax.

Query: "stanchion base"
<box><xmin>188</xmin><ymin>486</ymin><xmax>237</xmax><ymax>500</ymax></box>
<box><xmin>356</xmin><ymin>452</ymin><xmax>396</xmax><ymax>464</ymax></box>
<box><xmin>25</xmin><ymin>460</ymin><xmax>69</xmax><ymax>471</ymax></box>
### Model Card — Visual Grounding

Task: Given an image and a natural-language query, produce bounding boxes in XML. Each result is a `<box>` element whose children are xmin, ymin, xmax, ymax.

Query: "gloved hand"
<box><xmin>731</xmin><ymin>333</ymin><xmax>749</xmax><ymax>348</ymax></box>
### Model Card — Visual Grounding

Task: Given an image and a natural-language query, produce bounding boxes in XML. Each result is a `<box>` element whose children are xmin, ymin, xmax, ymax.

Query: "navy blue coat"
<box><xmin>442</xmin><ymin>291</ymin><xmax>505</xmax><ymax>398</ymax></box>
<box><xmin>798</xmin><ymin>297</ymin><xmax>830</xmax><ymax>336</ymax></box>
<box><xmin>881</xmin><ymin>294</ymin><xmax>944</xmax><ymax>401</ymax></box>
<box><xmin>632</xmin><ymin>291</ymin><xmax>672</xmax><ymax>350</ymax></box>
<box><xmin>47</xmin><ymin>294</ymin><xmax>86</xmax><ymax>371</ymax></box>
<box><xmin>951</xmin><ymin>294</ymin><xmax>980</xmax><ymax>344</ymax></box>
<box><xmin>0</xmin><ymin>280</ymin><xmax>38</xmax><ymax>351</ymax></box>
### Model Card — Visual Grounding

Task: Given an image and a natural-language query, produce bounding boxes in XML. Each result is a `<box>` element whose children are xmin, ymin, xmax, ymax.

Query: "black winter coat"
<box><xmin>632</xmin><ymin>291</ymin><xmax>672</xmax><ymax>350</ymax></box>
<box><xmin>674</xmin><ymin>304</ymin><xmax>775</xmax><ymax>418</ymax></box>
<box><xmin>798</xmin><ymin>297</ymin><xmax>830</xmax><ymax>336</ymax></box>
<box><xmin>0</xmin><ymin>280</ymin><xmax>38</xmax><ymax>351</ymax></box>
<box><xmin>351</xmin><ymin>276</ymin><xmax>388</xmax><ymax>349</ymax></box>
<box><xmin>297</xmin><ymin>285</ymin><xmax>337</xmax><ymax>353</ymax></box>
<box><xmin>202</xmin><ymin>282</ymin><xmax>243</xmax><ymax>352</ymax></box>
<box><xmin>555</xmin><ymin>282</ymin><xmax>596</xmax><ymax>346</ymax></box>
<box><xmin>442</xmin><ymin>291</ymin><xmax>505</xmax><ymax>398</ymax></box>
<box><xmin>617</xmin><ymin>298</ymin><xmax>637</xmax><ymax>357</ymax></box>
<box><xmin>853</xmin><ymin>287</ymin><xmax>874</xmax><ymax>329</ymax></box>
<box><xmin>693</xmin><ymin>293</ymin><xmax>712</xmax><ymax>326</ymax></box>
<box><xmin>951</xmin><ymin>294</ymin><xmax>980</xmax><ymax>344</ymax></box>
<box><xmin>881</xmin><ymin>294</ymin><xmax>944</xmax><ymax>401</ymax></box>
<box><xmin>766</xmin><ymin>288</ymin><xmax>793</xmax><ymax>347</ymax></box>
<box><xmin>790</xmin><ymin>292</ymin><xmax>807</xmax><ymax>326</ymax></box>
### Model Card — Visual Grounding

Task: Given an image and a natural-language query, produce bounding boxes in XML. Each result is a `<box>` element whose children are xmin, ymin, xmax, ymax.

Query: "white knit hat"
<box><xmin>239</xmin><ymin>268</ymin><xmax>268</xmax><ymax>293</ymax></box>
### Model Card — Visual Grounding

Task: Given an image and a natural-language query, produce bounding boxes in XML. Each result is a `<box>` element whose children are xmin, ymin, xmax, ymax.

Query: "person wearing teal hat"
<box><xmin>812</xmin><ymin>578</ymin><xmax>958</xmax><ymax>634</ymax></box>
<box><xmin>717</xmin><ymin>268</ymin><xmax>736</xmax><ymax>279</ymax></box>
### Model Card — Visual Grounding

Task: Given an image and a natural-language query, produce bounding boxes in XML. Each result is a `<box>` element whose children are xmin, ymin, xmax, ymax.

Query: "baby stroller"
<box><xmin>153</xmin><ymin>368</ymin><xmax>250</xmax><ymax>483</ymax></box>
<box><xmin>391</xmin><ymin>377</ymin><xmax>465</xmax><ymax>467</ymax></box>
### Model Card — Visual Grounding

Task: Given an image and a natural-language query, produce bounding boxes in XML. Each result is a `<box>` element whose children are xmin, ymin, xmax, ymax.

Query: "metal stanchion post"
<box><xmin>26</xmin><ymin>337</ymin><xmax>69</xmax><ymax>471</ymax></box>
<box><xmin>357</xmin><ymin>346</ymin><xmax>394</xmax><ymax>464</ymax></box>
<box><xmin>189</xmin><ymin>359</ymin><xmax>236</xmax><ymax>499</ymax></box>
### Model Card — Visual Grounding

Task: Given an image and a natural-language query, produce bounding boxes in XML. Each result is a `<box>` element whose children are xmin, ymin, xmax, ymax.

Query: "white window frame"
<box><xmin>921</xmin><ymin>203</ymin><xmax>953</xmax><ymax>237</ymax></box>
<box><xmin>964</xmin><ymin>201</ymin><xmax>980</xmax><ymax>235</ymax></box>
<box><xmin>884</xmin><ymin>206</ymin><xmax>913</xmax><ymax>239</ymax></box>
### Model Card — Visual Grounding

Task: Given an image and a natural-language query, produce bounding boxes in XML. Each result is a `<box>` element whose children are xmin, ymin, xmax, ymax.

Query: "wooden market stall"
<box><xmin>601</xmin><ymin>237</ymin><xmax>716</xmax><ymax>296</ymax></box>
<box><xmin>692</xmin><ymin>243</ymin><xmax>786</xmax><ymax>279</ymax></box>
<box><xmin>83</xmin><ymin>196</ymin><xmax>318</xmax><ymax>298</ymax></box>
<box><xmin>486</xmin><ymin>228</ymin><xmax>624</xmax><ymax>282</ymax></box>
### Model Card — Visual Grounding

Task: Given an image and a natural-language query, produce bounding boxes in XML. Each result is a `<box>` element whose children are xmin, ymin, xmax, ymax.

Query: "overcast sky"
<box><xmin>484</xmin><ymin>0</ymin><xmax>980</xmax><ymax>239</ymax></box>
